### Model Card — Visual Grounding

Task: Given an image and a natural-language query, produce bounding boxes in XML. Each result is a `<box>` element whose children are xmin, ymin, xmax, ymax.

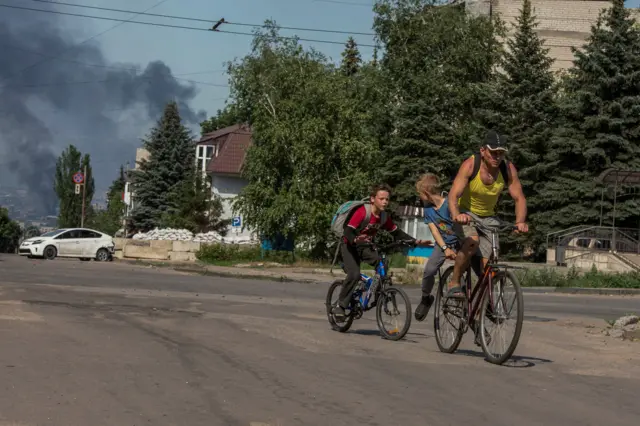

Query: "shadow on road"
<box><xmin>347</xmin><ymin>328</ymin><xmax>430</xmax><ymax>344</ymax></box>
<box><xmin>456</xmin><ymin>349</ymin><xmax>554</xmax><ymax>368</ymax></box>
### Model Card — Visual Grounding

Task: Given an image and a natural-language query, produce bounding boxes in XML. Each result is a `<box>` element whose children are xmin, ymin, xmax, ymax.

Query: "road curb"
<box><xmin>114</xmin><ymin>259</ymin><xmax>639</xmax><ymax>294</ymax></box>
<box><xmin>520</xmin><ymin>287</ymin><xmax>639</xmax><ymax>296</ymax></box>
<box><xmin>551</xmin><ymin>287</ymin><xmax>640</xmax><ymax>296</ymax></box>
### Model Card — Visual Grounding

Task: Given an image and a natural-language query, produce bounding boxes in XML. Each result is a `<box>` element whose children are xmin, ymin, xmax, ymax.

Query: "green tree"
<box><xmin>229</xmin><ymin>22</ymin><xmax>380</xmax><ymax>255</ymax></box>
<box><xmin>23</xmin><ymin>225</ymin><xmax>41</xmax><ymax>239</ymax></box>
<box><xmin>54</xmin><ymin>145</ymin><xmax>95</xmax><ymax>228</ymax></box>
<box><xmin>131</xmin><ymin>101</ymin><xmax>195</xmax><ymax>231</ymax></box>
<box><xmin>0</xmin><ymin>207</ymin><xmax>21</xmax><ymax>253</ymax></box>
<box><xmin>88</xmin><ymin>166</ymin><xmax>126</xmax><ymax>236</ymax></box>
<box><xmin>537</xmin><ymin>0</ymin><xmax>640</xmax><ymax>235</ymax></box>
<box><xmin>200</xmin><ymin>103</ymin><xmax>242</xmax><ymax>135</ymax></box>
<box><xmin>373</xmin><ymin>0</ymin><xmax>505</xmax><ymax>205</ymax></box>
<box><xmin>161</xmin><ymin>171</ymin><xmax>230</xmax><ymax>234</ymax></box>
<box><xmin>340</xmin><ymin>37</ymin><xmax>362</xmax><ymax>76</ymax></box>
<box><xmin>486</xmin><ymin>0</ymin><xmax>559</xmax><ymax>259</ymax></box>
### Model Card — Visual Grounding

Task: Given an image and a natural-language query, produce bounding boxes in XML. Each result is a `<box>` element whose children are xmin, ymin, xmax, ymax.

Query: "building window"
<box><xmin>196</xmin><ymin>144</ymin><xmax>215</xmax><ymax>173</ymax></box>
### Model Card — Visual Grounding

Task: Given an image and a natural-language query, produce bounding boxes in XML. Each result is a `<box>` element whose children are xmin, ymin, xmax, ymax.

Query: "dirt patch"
<box><xmin>0</xmin><ymin>300</ymin><xmax>44</xmax><ymax>322</ymax></box>
<box><xmin>522</xmin><ymin>317</ymin><xmax>640</xmax><ymax>378</ymax></box>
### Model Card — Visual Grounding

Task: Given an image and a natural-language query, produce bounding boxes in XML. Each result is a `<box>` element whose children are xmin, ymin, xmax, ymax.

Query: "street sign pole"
<box><xmin>81</xmin><ymin>165</ymin><xmax>87</xmax><ymax>228</ymax></box>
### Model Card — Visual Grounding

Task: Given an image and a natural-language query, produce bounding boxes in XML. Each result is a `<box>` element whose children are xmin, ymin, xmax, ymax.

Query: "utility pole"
<box><xmin>81</xmin><ymin>164</ymin><xmax>87</xmax><ymax>228</ymax></box>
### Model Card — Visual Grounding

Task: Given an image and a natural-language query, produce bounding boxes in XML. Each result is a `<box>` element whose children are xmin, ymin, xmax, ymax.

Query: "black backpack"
<box><xmin>470</xmin><ymin>151</ymin><xmax>511</xmax><ymax>185</ymax></box>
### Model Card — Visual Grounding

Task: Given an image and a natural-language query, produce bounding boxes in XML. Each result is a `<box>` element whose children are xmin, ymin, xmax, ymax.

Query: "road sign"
<box><xmin>72</xmin><ymin>172</ymin><xmax>84</xmax><ymax>184</ymax></box>
<box><xmin>75</xmin><ymin>184</ymin><xmax>81</xmax><ymax>194</ymax></box>
<box><xmin>232</xmin><ymin>216</ymin><xmax>241</xmax><ymax>227</ymax></box>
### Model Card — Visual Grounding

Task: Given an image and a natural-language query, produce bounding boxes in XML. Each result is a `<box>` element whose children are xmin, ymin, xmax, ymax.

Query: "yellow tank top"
<box><xmin>458</xmin><ymin>156</ymin><xmax>505</xmax><ymax>217</ymax></box>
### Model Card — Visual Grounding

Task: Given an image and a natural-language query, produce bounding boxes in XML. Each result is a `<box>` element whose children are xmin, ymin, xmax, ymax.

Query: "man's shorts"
<box><xmin>455</xmin><ymin>212</ymin><xmax>500</xmax><ymax>259</ymax></box>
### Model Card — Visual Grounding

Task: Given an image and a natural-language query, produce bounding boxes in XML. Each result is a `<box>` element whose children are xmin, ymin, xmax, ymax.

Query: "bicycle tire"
<box><xmin>479</xmin><ymin>269</ymin><xmax>524</xmax><ymax>365</ymax></box>
<box><xmin>325</xmin><ymin>279</ymin><xmax>354</xmax><ymax>332</ymax></box>
<box><xmin>376</xmin><ymin>287</ymin><xmax>412</xmax><ymax>341</ymax></box>
<box><xmin>433</xmin><ymin>266</ymin><xmax>465</xmax><ymax>354</ymax></box>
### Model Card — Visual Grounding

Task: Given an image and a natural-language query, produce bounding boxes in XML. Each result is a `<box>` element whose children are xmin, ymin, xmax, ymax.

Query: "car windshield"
<box><xmin>40</xmin><ymin>229</ymin><xmax>65</xmax><ymax>237</ymax></box>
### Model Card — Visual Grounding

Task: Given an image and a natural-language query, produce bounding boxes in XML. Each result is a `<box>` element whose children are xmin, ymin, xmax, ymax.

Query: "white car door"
<box><xmin>79</xmin><ymin>230</ymin><xmax>101</xmax><ymax>257</ymax></box>
<box><xmin>59</xmin><ymin>229</ymin><xmax>84</xmax><ymax>256</ymax></box>
<box><xmin>54</xmin><ymin>230</ymin><xmax>75</xmax><ymax>256</ymax></box>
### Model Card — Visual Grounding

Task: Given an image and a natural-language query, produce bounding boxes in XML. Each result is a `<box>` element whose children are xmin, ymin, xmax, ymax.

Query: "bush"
<box><xmin>516</xmin><ymin>265</ymin><xmax>640</xmax><ymax>289</ymax></box>
<box><xmin>196</xmin><ymin>243</ymin><xmax>296</xmax><ymax>265</ymax></box>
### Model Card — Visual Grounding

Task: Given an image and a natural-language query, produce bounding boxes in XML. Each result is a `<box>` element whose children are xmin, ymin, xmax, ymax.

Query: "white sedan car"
<box><xmin>19</xmin><ymin>228</ymin><xmax>115</xmax><ymax>261</ymax></box>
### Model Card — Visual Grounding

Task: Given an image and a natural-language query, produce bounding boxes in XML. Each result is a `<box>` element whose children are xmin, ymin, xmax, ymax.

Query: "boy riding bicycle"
<box><xmin>414</xmin><ymin>174</ymin><xmax>483</xmax><ymax>321</ymax></box>
<box><xmin>331</xmin><ymin>184</ymin><xmax>432</xmax><ymax>318</ymax></box>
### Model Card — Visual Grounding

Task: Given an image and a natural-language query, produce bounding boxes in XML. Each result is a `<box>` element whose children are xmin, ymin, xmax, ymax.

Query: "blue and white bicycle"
<box><xmin>325</xmin><ymin>240</ymin><xmax>415</xmax><ymax>341</ymax></box>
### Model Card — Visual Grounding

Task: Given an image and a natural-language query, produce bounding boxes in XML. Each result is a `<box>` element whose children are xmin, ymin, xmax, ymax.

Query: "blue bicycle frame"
<box><xmin>340</xmin><ymin>256</ymin><xmax>388</xmax><ymax>311</ymax></box>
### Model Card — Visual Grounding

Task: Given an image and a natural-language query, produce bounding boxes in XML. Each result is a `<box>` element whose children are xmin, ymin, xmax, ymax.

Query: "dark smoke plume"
<box><xmin>0</xmin><ymin>5</ymin><xmax>208</xmax><ymax>216</ymax></box>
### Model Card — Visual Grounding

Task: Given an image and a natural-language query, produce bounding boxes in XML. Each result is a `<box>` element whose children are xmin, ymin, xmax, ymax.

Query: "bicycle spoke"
<box><xmin>480</xmin><ymin>271</ymin><xmax>524</xmax><ymax>364</ymax></box>
<box><xmin>376</xmin><ymin>287</ymin><xmax>411</xmax><ymax>340</ymax></box>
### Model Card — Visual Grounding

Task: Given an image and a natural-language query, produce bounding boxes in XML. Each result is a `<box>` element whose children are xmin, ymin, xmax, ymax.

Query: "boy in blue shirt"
<box><xmin>414</xmin><ymin>173</ymin><xmax>482</xmax><ymax>321</ymax></box>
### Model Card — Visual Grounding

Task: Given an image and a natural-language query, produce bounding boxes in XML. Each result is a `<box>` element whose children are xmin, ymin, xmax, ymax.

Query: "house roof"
<box><xmin>395</xmin><ymin>205</ymin><xmax>425</xmax><ymax>218</ymax></box>
<box><xmin>205</xmin><ymin>126</ymin><xmax>252</xmax><ymax>176</ymax></box>
<box><xmin>197</xmin><ymin>123</ymin><xmax>246</xmax><ymax>145</ymax></box>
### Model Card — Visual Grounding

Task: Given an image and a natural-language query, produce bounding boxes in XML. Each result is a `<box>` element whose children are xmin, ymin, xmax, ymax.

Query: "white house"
<box><xmin>196</xmin><ymin>124</ymin><xmax>253</xmax><ymax>239</ymax></box>
<box><xmin>121</xmin><ymin>126</ymin><xmax>254</xmax><ymax>238</ymax></box>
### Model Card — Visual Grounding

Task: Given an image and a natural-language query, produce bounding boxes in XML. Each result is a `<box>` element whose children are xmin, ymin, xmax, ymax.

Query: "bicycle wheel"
<box><xmin>479</xmin><ymin>269</ymin><xmax>524</xmax><ymax>365</ymax></box>
<box><xmin>325</xmin><ymin>279</ymin><xmax>354</xmax><ymax>332</ymax></box>
<box><xmin>376</xmin><ymin>287</ymin><xmax>412</xmax><ymax>341</ymax></box>
<box><xmin>433</xmin><ymin>266</ymin><xmax>465</xmax><ymax>354</ymax></box>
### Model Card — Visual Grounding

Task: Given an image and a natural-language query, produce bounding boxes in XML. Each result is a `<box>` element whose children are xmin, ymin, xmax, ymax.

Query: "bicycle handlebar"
<box><xmin>467</xmin><ymin>218</ymin><xmax>518</xmax><ymax>233</ymax></box>
<box><xmin>354</xmin><ymin>239</ymin><xmax>418</xmax><ymax>251</ymax></box>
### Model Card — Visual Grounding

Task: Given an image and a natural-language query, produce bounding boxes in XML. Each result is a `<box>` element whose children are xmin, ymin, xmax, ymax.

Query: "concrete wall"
<box><xmin>114</xmin><ymin>238</ymin><xmax>201</xmax><ymax>262</ymax></box>
<box><xmin>546</xmin><ymin>247</ymin><xmax>635</xmax><ymax>272</ymax></box>
<box><xmin>210</xmin><ymin>174</ymin><xmax>253</xmax><ymax>239</ymax></box>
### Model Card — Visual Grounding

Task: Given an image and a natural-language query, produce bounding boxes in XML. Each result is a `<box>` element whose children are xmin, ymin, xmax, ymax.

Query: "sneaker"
<box><xmin>331</xmin><ymin>305</ymin><xmax>346</xmax><ymax>318</ymax></box>
<box><xmin>414</xmin><ymin>295</ymin><xmax>435</xmax><ymax>321</ymax></box>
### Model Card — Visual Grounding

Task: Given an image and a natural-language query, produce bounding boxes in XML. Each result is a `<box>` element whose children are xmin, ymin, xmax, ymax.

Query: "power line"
<box><xmin>0</xmin><ymin>0</ymin><xmax>173</xmax><ymax>87</ymax></box>
<box><xmin>0</xmin><ymin>4</ymin><xmax>375</xmax><ymax>47</ymax></box>
<box><xmin>22</xmin><ymin>0</ymin><xmax>377</xmax><ymax>36</ymax></box>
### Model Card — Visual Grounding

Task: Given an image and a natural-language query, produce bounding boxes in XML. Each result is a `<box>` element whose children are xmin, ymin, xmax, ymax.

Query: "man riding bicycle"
<box><xmin>331</xmin><ymin>184</ymin><xmax>431</xmax><ymax>318</ymax></box>
<box><xmin>447</xmin><ymin>130</ymin><xmax>529</xmax><ymax>297</ymax></box>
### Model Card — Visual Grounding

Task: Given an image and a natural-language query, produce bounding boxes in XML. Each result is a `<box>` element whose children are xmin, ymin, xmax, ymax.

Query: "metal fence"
<box><xmin>547</xmin><ymin>226</ymin><xmax>640</xmax><ymax>254</ymax></box>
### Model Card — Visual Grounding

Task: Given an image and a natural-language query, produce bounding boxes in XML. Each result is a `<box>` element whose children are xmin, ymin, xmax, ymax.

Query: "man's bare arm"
<box><xmin>448</xmin><ymin>158</ymin><xmax>474</xmax><ymax>218</ymax></box>
<box><xmin>507</xmin><ymin>162</ymin><xmax>527</xmax><ymax>224</ymax></box>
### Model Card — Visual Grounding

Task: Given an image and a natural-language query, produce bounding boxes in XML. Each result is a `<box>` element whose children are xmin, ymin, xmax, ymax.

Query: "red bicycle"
<box><xmin>433</xmin><ymin>219</ymin><xmax>524</xmax><ymax>365</ymax></box>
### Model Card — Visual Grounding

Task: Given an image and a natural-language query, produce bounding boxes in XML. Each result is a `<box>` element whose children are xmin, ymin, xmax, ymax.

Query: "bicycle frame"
<box><xmin>355</xmin><ymin>253</ymin><xmax>388</xmax><ymax>310</ymax></box>
<box><xmin>459</xmin><ymin>221</ymin><xmax>509</xmax><ymax>327</ymax></box>
<box><xmin>338</xmin><ymin>241</ymin><xmax>402</xmax><ymax>312</ymax></box>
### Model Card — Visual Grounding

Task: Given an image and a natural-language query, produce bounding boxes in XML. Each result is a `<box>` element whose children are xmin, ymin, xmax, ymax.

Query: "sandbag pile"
<box><xmin>131</xmin><ymin>228</ymin><xmax>257</xmax><ymax>245</ymax></box>
<box><xmin>132</xmin><ymin>228</ymin><xmax>194</xmax><ymax>241</ymax></box>
<box><xmin>193</xmin><ymin>231</ymin><xmax>225</xmax><ymax>243</ymax></box>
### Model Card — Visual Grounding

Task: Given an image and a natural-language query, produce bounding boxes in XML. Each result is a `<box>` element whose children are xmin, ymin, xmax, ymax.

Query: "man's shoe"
<box><xmin>414</xmin><ymin>295</ymin><xmax>435</xmax><ymax>321</ymax></box>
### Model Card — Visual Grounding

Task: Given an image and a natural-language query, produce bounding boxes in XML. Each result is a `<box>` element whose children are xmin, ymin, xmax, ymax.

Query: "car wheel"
<box><xmin>43</xmin><ymin>246</ymin><xmax>57</xmax><ymax>260</ymax></box>
<box><xmin>95</xmin><ymin>248</ymin><xmax>110</xmax><ymax>262</ymax></box>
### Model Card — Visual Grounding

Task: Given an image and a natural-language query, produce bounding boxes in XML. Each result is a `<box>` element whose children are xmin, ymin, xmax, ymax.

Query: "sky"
<box><xmin>0</xmin><ymin>0</ymin><xmax>378</xmax><ymax>212</ymax></box>
<box><xmin>0</xmin><ymin>0</ymin><xmax>379</xmax><ymax>210</ymax></box>
<box><xmin>97</xmin><ymin>0</ymin><xmax>379</xmax><ymax>116</ymax></box>
<box><xmin>0</xmin><ymin>0</ymin><xmax>638</xmax><ymax>213</ymax></box>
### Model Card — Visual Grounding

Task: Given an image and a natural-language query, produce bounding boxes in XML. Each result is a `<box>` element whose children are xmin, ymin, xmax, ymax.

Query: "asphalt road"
<box><xmin>0</xmin><ymin>254</ymin><xmax>638</xmax><ymax>426</ymax></box>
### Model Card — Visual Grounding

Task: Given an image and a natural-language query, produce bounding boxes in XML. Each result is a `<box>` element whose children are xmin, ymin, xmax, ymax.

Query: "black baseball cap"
<box><xmin>485</xmin><ymin>130</ymin><xmax>508</xmax><ymax>152</ymax></box>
